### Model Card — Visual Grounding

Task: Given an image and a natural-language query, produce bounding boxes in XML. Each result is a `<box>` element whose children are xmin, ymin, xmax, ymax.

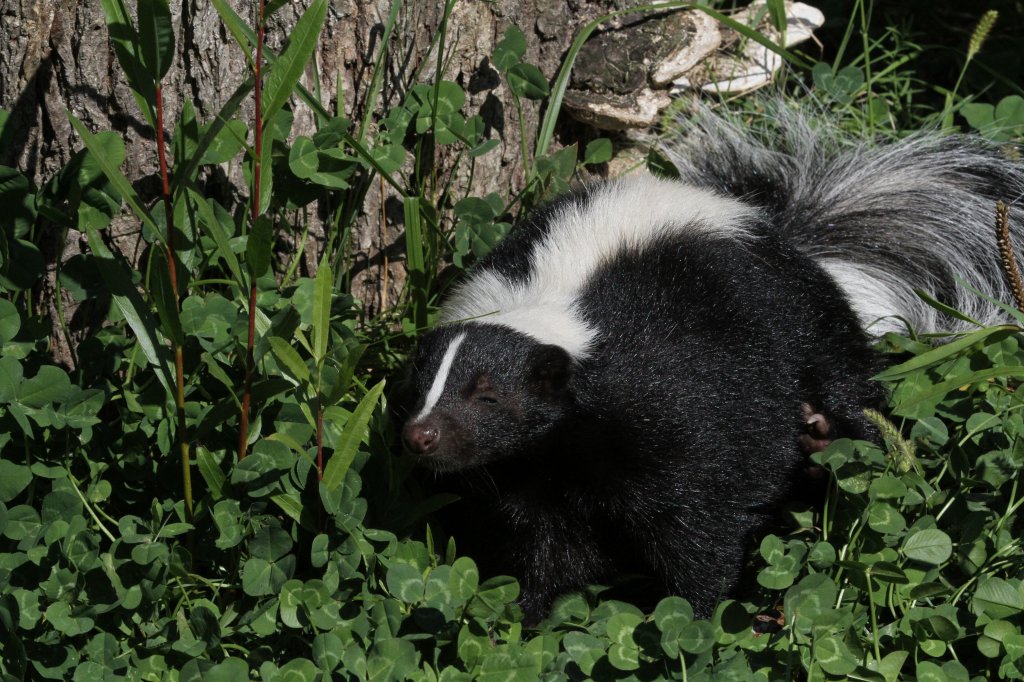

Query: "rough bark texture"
<box><xmin>0</xmin><ymin>0</ymin><xmax>616</xmax><ymax>367</ymax></box>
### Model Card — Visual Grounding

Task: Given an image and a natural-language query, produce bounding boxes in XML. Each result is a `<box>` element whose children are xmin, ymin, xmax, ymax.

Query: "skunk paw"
<box><xmin>799</xmin><ymin>403</ymin><xmax>832</xmax><ymax>453</ymax></box>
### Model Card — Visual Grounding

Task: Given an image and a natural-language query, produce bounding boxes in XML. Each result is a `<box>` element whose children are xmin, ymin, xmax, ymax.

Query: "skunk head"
<box><xmin>402</xmin><ymin>323</ymin><xmax>574</xmax><ymax>470</ymax></box>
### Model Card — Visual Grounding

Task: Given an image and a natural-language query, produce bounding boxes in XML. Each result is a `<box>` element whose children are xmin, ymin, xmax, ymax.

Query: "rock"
<box><xmin>673</xmin><ymin>2</ymin><xmax>825</xmax><ymax>94</ymax></box>
<box><xmin>562</xmin><ymin>2</ymin><xmax>824</xmax><ymax>130</ymax></box>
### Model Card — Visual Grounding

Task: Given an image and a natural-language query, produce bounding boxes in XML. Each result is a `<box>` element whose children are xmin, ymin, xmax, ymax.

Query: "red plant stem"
<box><xmin>238</xmin><ymin>0</ymin><xmax>265</xmax><ymax>461</ymax></box>
<box><xmin>155</xmin><ymin>83</ymin><xmax>193</xmax><ymax>522</ymax></box>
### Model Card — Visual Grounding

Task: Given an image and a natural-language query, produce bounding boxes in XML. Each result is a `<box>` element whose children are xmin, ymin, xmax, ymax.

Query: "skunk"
<box><xmin>401</xmin><ymin>110</ymin><xmax>1024</xmax><ymax>621</ymax></box>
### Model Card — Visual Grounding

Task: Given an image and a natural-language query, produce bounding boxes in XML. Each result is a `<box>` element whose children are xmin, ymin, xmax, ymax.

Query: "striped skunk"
<box><xmin>400</xmin><ymin>109</ymin><xmax>1024</xmax><ymax>621</ymax></box>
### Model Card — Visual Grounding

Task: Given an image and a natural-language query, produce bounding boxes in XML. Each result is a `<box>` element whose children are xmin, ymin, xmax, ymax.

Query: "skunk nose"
<box><xmin>403</xmin><ymin>422</ymin><xmax>440</xmax><ymax>454</ymax></box>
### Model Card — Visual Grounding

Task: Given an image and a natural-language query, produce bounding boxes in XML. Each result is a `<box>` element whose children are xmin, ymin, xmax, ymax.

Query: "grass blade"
<box><xmin>83</xmin><ymin>225</ymin><xmax>175</xmax><ymax>396</ymax></box>
<box><xmin>269</xmin><ymin>336</ymin><xmax>311</xmax><ymax>384</ymax></box>
<box><xmin>358</xmin><ymin>0</ymin><xmax>403</xmax><ymax>140</ymax></box>
<box><xmin>892</xmin><ymin>366</ymin><xmax>1024</xmax><ymax>412</ymax></box>
<box><xmin>873</xmin><ymin>325</ymin><xmax>1019</xmax><ymax>381</ymax></box>
<box><xmin>100</xmin><ymin>0</ymin><xmax>157</xmax><ymax>127</ymax></box>
<box><xmin>262</xmin><ymin>0</ymin><xmax>328</xmax><ymax>124</ymax></box>
<box><xmin>322</xmin><ymin>381</ymin><xmax>385</xmax><ymax>491</ymax></box>
<box><xmin>196</xmin><ymin>446</ymin><xmax>226</xmax><ymax>500</ymax></box>
<box><xmin>210</xmin><ymin>0</ymin><xmax>256</xmax><ymax>67</ymax></box>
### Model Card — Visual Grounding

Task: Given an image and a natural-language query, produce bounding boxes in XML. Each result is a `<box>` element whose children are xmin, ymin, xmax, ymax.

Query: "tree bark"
<box><xmin>0</xmin><ymin>0</ymin><xmax>615</xmax><ymax>367</ymax></box>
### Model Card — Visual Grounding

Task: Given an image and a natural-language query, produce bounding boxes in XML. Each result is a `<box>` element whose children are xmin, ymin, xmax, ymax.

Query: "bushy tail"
<box><xmin>663</xmin><ymin>106</ymin><xmax>1024</xmax><ymax>336</ymax></box>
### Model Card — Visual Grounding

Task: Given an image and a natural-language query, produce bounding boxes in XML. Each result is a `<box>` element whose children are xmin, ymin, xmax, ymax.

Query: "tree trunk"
<box><xmin>0</xmin><ymin>0</ymin><xmax>614</xmax><ymax>367</ymax></box>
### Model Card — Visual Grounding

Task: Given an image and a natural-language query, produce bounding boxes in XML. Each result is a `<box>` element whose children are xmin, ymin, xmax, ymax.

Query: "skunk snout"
<box><xmin>403</xmin><ymin>421</ymin><xmax>440</xmax><ymax>455</ymax></box>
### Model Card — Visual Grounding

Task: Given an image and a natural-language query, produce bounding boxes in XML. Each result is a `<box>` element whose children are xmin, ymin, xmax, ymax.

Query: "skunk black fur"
<box><xmin>401</xmin><ymin>112</ymin><xmax>1024</xmax><ymax>621</ymax></box>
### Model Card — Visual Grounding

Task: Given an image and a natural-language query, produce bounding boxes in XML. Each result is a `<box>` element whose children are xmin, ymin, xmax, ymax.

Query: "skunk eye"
<box><xmin>475</xmin><ymin>394</ymin><xmax>499</xmax><ymax>405</ymax></box>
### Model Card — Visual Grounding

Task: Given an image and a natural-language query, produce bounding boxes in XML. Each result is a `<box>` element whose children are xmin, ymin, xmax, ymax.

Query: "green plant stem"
<box><xmin>239</xmin><ymin>0</ymin><xmax>265</xmax><ymax>462</ymax></box>
<box><xmin>858</xmin><ymin>0</ymin><xmax>875</xmax><ymax>127</ymax></box>
<box><xmin>867</xmin><ymin>575</ymin><xmax>882</xmax><ymax>663</ymax></box>
<box><xmin>155</xmin><ymin>82</ymin><xmax>194</xmax><ymax>524</ymax></box>
<box><xmin>66</xmin><ymin>469</ymin><xmax>117</xmax><ymax>544</ymax></box>
<box><xmin>316</xmin><ymin>393</ymin><xmax>324</xmax><ymax>481</ymax></box>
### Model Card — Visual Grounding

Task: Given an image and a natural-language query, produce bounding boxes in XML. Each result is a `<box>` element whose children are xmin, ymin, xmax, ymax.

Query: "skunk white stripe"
<box><xmin>441</xmin><ymin>175</ymin><xmax>757</xmax><ymax>356</ymax></box>
<box><xmin>414</xmin><ymin>332</ymin><xmax>466</xmax><ymax>421</ymax></box>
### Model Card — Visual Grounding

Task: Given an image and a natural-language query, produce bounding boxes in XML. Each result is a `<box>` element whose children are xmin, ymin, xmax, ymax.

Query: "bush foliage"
<box><xmin>0</xmin><ymin>0</ymin><xmax>1022</xmax><ymax>679</ymax></box>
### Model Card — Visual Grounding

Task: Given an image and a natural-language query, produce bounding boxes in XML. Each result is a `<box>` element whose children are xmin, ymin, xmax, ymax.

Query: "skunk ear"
<box><xmin>528</xmin><ymin>344</ymin><xmax>572</xmax><ymax>395</ymax></box>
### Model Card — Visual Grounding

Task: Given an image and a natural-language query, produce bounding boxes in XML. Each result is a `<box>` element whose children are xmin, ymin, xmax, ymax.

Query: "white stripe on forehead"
<box><xmin>413</xmin><ymin>332</ymin><xmax>467</xmax><ymax>422</ymax></box>
<box><xmin>439</xmin><ymin>175</ymin><xmax>757</xmax><ymax>357</ymax></box>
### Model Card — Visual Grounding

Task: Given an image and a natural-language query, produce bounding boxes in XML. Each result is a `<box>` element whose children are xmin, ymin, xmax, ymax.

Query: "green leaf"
<box><xmin>245</xmin><ymin>215</ymin><xmax>273</xmax><ymax>278</ymax></box>
<box><xmin>996</xmin><ymin>94</ymin><xmax>1024</xmax><ymax>124</ymax></box>
<box><xmin>902</xmin><ymin>528</ymin><xmax>953</xmax><ymax>565</ymax></box>
<box><xmin>785</xmin><ymin>573</ymin><xmax>838</xmax><ymax>621</ymax></box>
<box><xmin>200</xmin><ymin>120</ymin><xmax>247</xmax><ymax>165</ymax></box>
<box><xmin>607</xmin><ymin>642</ymin><xmax>640</xmax><ymax>671</ymax></box>
<box><xmin>584</xmin><ymin>138</ymin><xmax>613</xmax><ymax>165</ymax></box>
<box><xmin>654</xmin><ymin>596</ymin><xmax>693</xmax><ymax>633</ymax></box>
<box><xmin>242</xmin><ymin>557</ymin><xmax>288</xmax><ymax>597</ymax></box>
<box><xmin>678</xmin><ymin>620</ymin><xmax>714</xmax><ymax>654</ymax></box>
<box><xmin>961</xmin><ymin>102</ymin><xmax>995</xmax><ymax>133</ymax></box>
<box><xmin>369</xmin><ymin>143</ymin><xmax>405</xmax><ymax>175</ymax></box>
<box><xmin>322</xmin><ymin>380</ymin><xmax>385</xmax><ymax>490</ymax></box>
<box><xmin>262</xmin><ymin>0</ymin><xmax>328</xmax><ymax>123</ymax></box>
<box><xmin>212</xmin><ymin>500</ymin><xmax>243</xmax><ymax>550</ymax></box>
<box><xmin>45</xmin><ymin>601</ymin><xmax>94</xmax><ymax>637</ymax></box>
<box><xmin>138</xmin><ymin>0</ymin><xmax>175</xmax><ymax>81</ymax></box>
<box><xmin>0</xmin><ymin>356</ymin><xmax>22</xmax><ymax>402</ymax></box>
<box><xmin>813</xmin><ymin>635</ymin><xmax>858</xmax><ymax>675</ymax></box>
<box><xmin>367</xmin><ymin>639</ymin><xmax>418</xmax><ymax>682</ymax></box>
<box><xmin>562</xmin><ymin>632</ymin><xmax>606</xmax><ymax>676</ymax></box>
<box><xmin>270</xmin><ymin>493</ymin><xmax>303</xmax><ymax>525</ymax></box>
<box><xmin>386</xmin><ymin>563</ymin><xmax>425</xmax><ymax>603</ymax></box>
<box><xmin>3</xmin><ymin>504</ymin><xmax>41</xmax><ymax>541</ymax></box>
<box><xmin>973</xmin><ymin>577</ymin><xmax>1024</xmax><ymax>619</ymax></box>
<box><xmin>0</xmin><ymin>461</ymin><xmax>32</xmax><ymax>503</ymax></box>
<box><xmin>760</xmin><ymin>534</ymin><xmax>785</xmax><ymax>564</ymax></box>
<box><xmin>507</xmin><ymin>63</ymin><xmax>549</xmax><ymax>100</ymax></box>
<box><xmin>469</xmin><ymin>138</ymin><xmax>500</xmax><ymax>158</ymax></box>
<box><xmin>203</xmin><ymin>658</ymin><xmax>250</xmax><ymax>682</ymax></box>
<box><xmin>606</xmin><ymin>612</ymin><xmax>642</xmax><ymax>647</ymax></box>
<box><xmin>269</xmin><ymin>336</ymin><xmax>310</xmax><ymax>384</ymax></box>
<box><xmin>867</xmin><ymin>502</ymin><xmax>906</xmax><ymax>534</ymax></box>
<box><xmin>250</xmin><ymin>526</ymin><xmax>293</xmax><ymax>562</ymax></box>
<box><xmin>493</xmin><ymin>25</ymin><xmax>526</xmax><ymax>72</ymax></box>
<box><xmin>874</xmin><ymin>650</ymin><xmax>909</xmax><ymax>682</ymax></box>
<box><xmin>16</xmin><ymin>365</ymin><xmax>72</xmax><ymax>408</ymax></box>
<box><xmin>449</xmin><ymin>557</ymin><xmax>480</xmax><ymax>604</ymax></box>
<box><xmin>174</xmin><ymin>77</ymin><xmax>254</xmax><ymax>192</ymax></box>
<box><xmin>312</xmin><ymin>259</ymin><xmax>332</xmax><ymax>364</ymax></box>
<box><xmin>68</xmin><ymin>116</ymin><xmax>160</xmax><ymax>237</ymax></box>
<box><xmin>197</xmin><ymin>447</ymin><xmax>226</xmax><ymax>500</ymax></box>
<box><xmin>288</xmin><ymin>136</ymin><xmax>319</xmax><ymax>178</ymax></box>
